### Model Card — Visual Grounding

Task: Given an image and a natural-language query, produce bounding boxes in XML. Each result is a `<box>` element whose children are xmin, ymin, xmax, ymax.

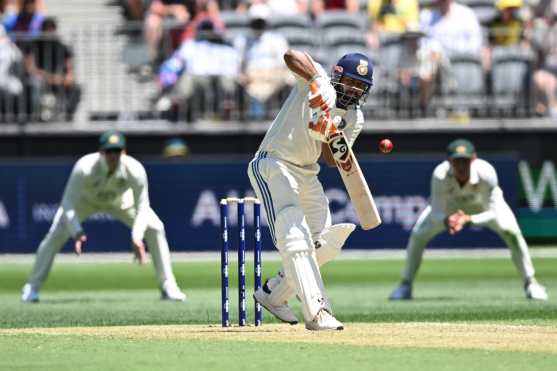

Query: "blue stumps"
<box><xmin>220</xmin><ymin>197</ymin><xmax>262</xmax><ymax>327</ymax></box>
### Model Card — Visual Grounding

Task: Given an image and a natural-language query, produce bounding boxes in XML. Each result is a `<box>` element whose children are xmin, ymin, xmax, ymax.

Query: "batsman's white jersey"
<box><xmin>258</xmin><ymin>61</ymin><xmax>363</xmax><ymax>167</ymax></box>
<box><xmin>26</xmin><ymin>153</ymin><xmax>179</xmax><ymax>290</ymax></box>
<box><xmin>401</xmin><ymin>158</ymin><xmax>536</xmax><ymax>282</ymax></box>
<box><xmin>247</xmin><ymin>59</ymin><xmax>363</xmax><ymax>324</ymax></box>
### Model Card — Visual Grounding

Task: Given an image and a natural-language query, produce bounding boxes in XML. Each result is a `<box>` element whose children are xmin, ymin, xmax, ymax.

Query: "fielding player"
<box><xmin>21</xmin><ymin>130</ymin><xmax>186</xmax><ymax>303</ymax></box>
<box><xmin>389</xmin><ymin>139</ymin><xmax>548</xmax><ymax>301</ymax></box>
<box><xmin>248</xmin><ymin>49</ymin><xmax>374</xmax><ymax>330</ymax></box>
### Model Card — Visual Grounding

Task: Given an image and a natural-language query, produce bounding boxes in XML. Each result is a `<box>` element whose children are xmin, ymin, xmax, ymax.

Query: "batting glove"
<box><xmin>308</xmin><ymin>109</ymin><xmax>338</xmax><ymax>142</ymax></box>
<box><xmin>308</xmin><ymin>76</ymin><xmax>336</xmax><ymax>113</ymax></box>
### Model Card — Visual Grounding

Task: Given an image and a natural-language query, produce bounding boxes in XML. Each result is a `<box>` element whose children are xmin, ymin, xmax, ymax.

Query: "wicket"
<box><xmin>220</xmin><ymin>197</ymin><xmax>262</xmax><ymax>327</ymax></box>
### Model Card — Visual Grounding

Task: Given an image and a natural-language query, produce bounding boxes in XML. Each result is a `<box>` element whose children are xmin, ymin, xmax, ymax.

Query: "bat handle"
<box><xmin>309</xmin><ymin>80</ymin><xmax>319</xmax><ymax>94</ymax></box>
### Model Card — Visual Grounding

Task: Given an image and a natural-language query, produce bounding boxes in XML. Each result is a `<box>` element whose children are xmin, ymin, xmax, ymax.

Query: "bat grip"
<box><xmin>309</xmin><ymin>80</ymin><xmax>319</xmax><ymax>94</ymax></box>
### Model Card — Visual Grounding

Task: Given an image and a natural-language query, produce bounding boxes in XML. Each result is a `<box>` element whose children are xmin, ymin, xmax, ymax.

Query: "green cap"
<box><xmin>447</xmin><ymin>139</ymin><xmax>475</xmax><ymax>159</ymax></box>
<box><xmin>99</xmin><ymin>130</ymin><xmax>126</xmax><ymax>151</ymax></box>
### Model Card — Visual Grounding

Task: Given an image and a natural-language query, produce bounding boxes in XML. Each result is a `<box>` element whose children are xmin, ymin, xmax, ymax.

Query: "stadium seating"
<box><xmin>442</xmin><ymin>53</ymin><xmax>488</xmax><ymax>115</ymax></box>
<box><xmin>0</xmin><ymin>0</ymin><xmax>547</xmax><ymax>124</ymax></box>
<box><xmin>491</xmin><ymin>46</ymin><xmax>535</xmax><ymax>116</ymax></box>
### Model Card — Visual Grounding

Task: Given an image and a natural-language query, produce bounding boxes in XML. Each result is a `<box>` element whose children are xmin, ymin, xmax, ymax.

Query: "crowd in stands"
<box><xmin>113</xmin><ymin>0</ymin><xmax>557</xmax><ymax>122</ymax></box>
<box><xmin>1</xmin><ymin>0</ymin><xmax>556</xmax><ymax>123</ymax></box>
<box><xmin>0</xmin><ymin>0</ymin><xmax>81</xmax><ymax>123</ymax></box>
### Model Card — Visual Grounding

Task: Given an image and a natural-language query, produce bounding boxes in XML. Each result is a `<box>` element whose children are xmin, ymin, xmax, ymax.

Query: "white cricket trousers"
<box><xmin>247</xmin><ymin>151</ymin><xmax>332</xmax><ymax>321</ymax></box>
<box><xmin>27</xmin><ymin>202</ymin><xmax>178</xmax><ymax>289</ymax></box>
<box><xmin>401</xmin><ymin>201</ymin><xmax>536</xmax><ymax>283</ymax></box>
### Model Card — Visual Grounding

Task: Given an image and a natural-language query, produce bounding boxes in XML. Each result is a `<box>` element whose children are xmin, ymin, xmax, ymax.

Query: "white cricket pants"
<box><xmin>401</xmin><ymin>201</ymin><xmax>536</xmax><ymax>283</ymax></box>
<box><xmin>247</xmin><ymin>151</ymin><xmax>332</xmax><ymax>321</ymax></box>
<box><xmin>27</xmin><ymin>201</ymin><xmax>178</xmax><ymax>289</ymax></box>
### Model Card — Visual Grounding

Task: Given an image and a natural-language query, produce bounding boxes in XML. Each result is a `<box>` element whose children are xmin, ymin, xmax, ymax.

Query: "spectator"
<box><xmin>155</xmin><ymin>18</ymin><xmax>241</xmax><ymax>121</ymax></box>
<box><xmin>180</xmin><ymin>0</ymin><xmax>224</xmax><ymax>41</ymax></box>
<box><xmin>23</xmin><ymin>17</ymin><xmax>81</xmax><ymax>121</ymax></box>
<box><xmin>311</xmin><ymin>0</ymin><xmax>360</xmax><ymax>18</ymax></box>
<box><xmin>0</xmin><ymin>24</ymin><xmax>24</xmax><ymax>122</ymax></box>
<box><xmin>481</xmin><ymin>0</ymin><xmax>528</xmax><ymax>73</ymax></box>
<box><xmin>396</xmin><ymin>26</ymin><xmax>432</xmax><ymax>115</ymax></box>
<box><xmin>367</xmin><ymin>0</ymin><xmax>420</xmax><ymax>48</ymax></box>
<box><xmin>121</xmin><ymin>0</ymin><xmax>147</xmax><ymax>22</ymax></box>
<box><xmin>531</xmin><ymin>4</ymin><xmax>557</xmax><ymax>117</ymax></box>
<box><xmin>266</xmin><ymin>0</ymin><xmax>309</xmax><ymax>15</ymax></box>
<box><xmin>420</xmin><ymin>0</ymin><xmax>483</xmax><ymax>57</ymax></box>
<box><xmin>3</xmin><ymin>0</ymin><xmax>45</xmax><ymax>40</ymax></box>
<box><xmin>234</xmin><ymin>1</ymin><xmax>309</xmax><ymax>15</ymax></box>
<box><xmin>489</xmin><ymin>0</ymin><xmax>526</xmax><ymax>47</ymax></box>
<box><xmin>418</xmin><ymin>0</ymin><xmax>483</xmax><ymax>112</ymax></box>
<box><xmin>144</xmin><ymin>0</ymin><xmax>192</xmax><ymax>63</ymax></box>
<box><xmin>234</xmin><ymin>3</ymin><xmax>291</xmax><ymax>119</ymax></box>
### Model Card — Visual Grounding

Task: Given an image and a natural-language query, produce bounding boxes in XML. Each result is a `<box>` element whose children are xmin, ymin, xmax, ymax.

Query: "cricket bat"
<box><xmin>308</xmin><ymin>82</ymin><xmax>381</xmax><ymax>230</ymax></box>
<box><xmin>326</xmin><ymin>130</ymin><xmax>382</xmax><ymax>230</ymax></box>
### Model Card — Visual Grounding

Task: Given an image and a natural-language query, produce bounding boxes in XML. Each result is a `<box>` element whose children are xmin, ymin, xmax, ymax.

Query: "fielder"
<box><xmin>248</xmin><ymin>49</ymin><xmax>374</xmax><ymax>330</ymax></box>
<box><xmin>389</xmin><ymin>139</ymin><xmax>548</xmax><ymax>301</ymax></box>
<box><xmin>21</xmin><ymin>130</ymin><xmax>186</xmax><ymax>302</ymax></box>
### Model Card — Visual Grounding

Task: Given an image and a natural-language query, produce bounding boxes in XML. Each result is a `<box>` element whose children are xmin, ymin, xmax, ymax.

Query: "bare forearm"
<box><xmin>283</xmin><ymin>49</ymin><xmax>318</xmax><ymax>81</ymax></box>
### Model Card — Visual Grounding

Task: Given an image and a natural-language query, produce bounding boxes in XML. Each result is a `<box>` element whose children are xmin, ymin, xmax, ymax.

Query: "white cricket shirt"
<box><xmin>60</xmin><ymin>153</ymin><xmax>151</xmax><ymax>240</ymax></box>
<box><xmin>258</xmin><ymin>60</ymin><xmax>364</xmax><ymax>167</ymax></box>
<box><xmin>430</xmin><ymin>158</ymin><xmax>505</xmax><ymax>226</ymax></box>
<box><xmin>420</xmin><ymin>3</ymin><xmax>483</xmax><ymax>56</ymax></box>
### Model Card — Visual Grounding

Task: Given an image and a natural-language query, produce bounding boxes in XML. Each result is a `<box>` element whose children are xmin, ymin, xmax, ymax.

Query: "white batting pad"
<box><xmin>315</xmin><ymin>223</ymin><xmax>356</xmax><ymax>265</ymax></box>
<box><xmin>275</xmin><ymin>206</ymin><xmax>332</xmax><ymax>322</ymax></box>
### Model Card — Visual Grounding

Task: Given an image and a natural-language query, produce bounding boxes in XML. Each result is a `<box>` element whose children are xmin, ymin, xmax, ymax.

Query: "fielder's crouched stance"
<box><xmin>21</xmin><ymin>131</ymin><xmax>186</xmax><ymax>303</ymax></box>
<box><xmin>390</xmin><ymin>139</ymin><xmax>548</xmax><ymax>301</ymax></box>
<box><xmin>248</xmin><ymin>49</ymin><xmax>373</xmax><ymax>330</ymax></box>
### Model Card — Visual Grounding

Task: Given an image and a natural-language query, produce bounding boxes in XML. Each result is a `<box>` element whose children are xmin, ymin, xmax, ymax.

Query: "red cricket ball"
<box><xmin>379</xmin><ymin>139</ymin><xmax>393</xmax><ymax>153</ymax></box>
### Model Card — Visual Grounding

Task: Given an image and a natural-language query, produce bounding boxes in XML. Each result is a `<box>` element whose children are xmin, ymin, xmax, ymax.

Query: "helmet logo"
<box><xmin>356</xmin><ymin>60</ymin><xmax>368</xmax><ymax>76</ymax></box>
<box><xmin>109</xmin><ymin>135</ymin><xmax>120</xmax><ymax>144</ymax></box>
<box><xmin>456</xmin><ymin>145</ymin><xmax>466</xmax><ymax>154</ymax></box>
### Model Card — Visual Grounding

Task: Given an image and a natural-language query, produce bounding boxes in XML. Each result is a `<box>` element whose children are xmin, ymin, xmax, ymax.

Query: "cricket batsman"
<box><xmin>21</xmin><ymin>130</ymin><xmax>186</xmax><ymax>302</ymax></box>
<box><xmin>248</xmin><ymin>49</ymin><xmax>374</xmax><ymax>330</ymax></box>
<box><xmin>389</xmin><ymin>139</ymin><xmax>548</xmax><ymax>301</ymax></box>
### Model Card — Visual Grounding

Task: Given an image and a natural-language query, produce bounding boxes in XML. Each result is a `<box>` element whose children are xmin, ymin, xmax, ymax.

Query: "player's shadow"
<box><xmin>414</xmin><ymin>297</ymin><xmax>458</xmax><ymax>301</ymax></box>
<box><xmin>39</xmin><ymin>297</ymin><xmax>127</xmax><ymax>304</ymax></box>
<box><xmin>390</xmin><ymin>296</ymin><xmax>458</xmax><ymax>302</ymax></box>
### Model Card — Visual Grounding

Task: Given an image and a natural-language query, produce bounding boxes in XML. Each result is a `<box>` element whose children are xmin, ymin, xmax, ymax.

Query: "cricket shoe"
<box><xmin>161</xmin><ymin>280</ymin><xmax>186</xmax><ymax>301</ymax></box>
<box><xmin>254</xmin><ymin>286</ymin><xmax>299</xmax><ymax>325</ymax></box>
<box><xmin>526</xmin><ymin>280</ymin><xmax>548</xmax><ymax>301</ymax></box>
<box><xmin>21</xmin><ymin>283</ymin><xmax>40</xmax><ymax>303</ymax></box>
<box><xmin>305</xmin><ymin>308</ymin><xmax>344</xmax><ymax>331</ymax></box>
<box><xmin>389</xmin><ymin>283</ymin><xmax>412</xmax><ymax>300</ymax></box>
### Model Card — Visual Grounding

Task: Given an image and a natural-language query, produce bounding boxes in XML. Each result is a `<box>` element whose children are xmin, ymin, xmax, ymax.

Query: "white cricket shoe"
<box><xmin>21</xmin><ymin>283</ymin><xmax>40</xmax><ymax>303</ymax></box>
<box><xmin>161</xmin><ymin>280</ymin><xmax>186</xmax><ymax>301</ymax></box>
<box><xmin>305</xmin><ymin>308</ymin><xmax>344</xmax><ymax>331</ymax></box>
<box><xmin>526</xmin><ymin>281</ymin><xmax>548</xmax><ymax>301</ymax></box>
<box><xmin>253</xmin><ymin>287</ymin><xmax>299</xmax><ymax>324</ymax></box>
<box><xmin>389</xmin><ymin>283</ymin><xmax>412</xmax><ymax>300</ymax></box>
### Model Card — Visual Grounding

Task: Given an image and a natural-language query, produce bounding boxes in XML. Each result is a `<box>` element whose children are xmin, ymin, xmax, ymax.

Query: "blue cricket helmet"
<box><xmin>331</xmin><ymin>53</ymin><xmax>374</xmax><ymax>109</ymax></box>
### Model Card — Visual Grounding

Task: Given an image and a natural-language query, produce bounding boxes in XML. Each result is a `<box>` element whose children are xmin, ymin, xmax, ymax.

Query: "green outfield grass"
<box><xmin>1</xmin><ymin>256</ymin><xmax>557</xmax><ymax>370</ymax></box>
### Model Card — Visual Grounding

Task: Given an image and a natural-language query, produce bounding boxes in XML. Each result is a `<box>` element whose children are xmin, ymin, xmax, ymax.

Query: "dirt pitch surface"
<box><xmin>3</xmin><ymin>323</ymin><xmax>557</xmax><ymax>353</ymax></box>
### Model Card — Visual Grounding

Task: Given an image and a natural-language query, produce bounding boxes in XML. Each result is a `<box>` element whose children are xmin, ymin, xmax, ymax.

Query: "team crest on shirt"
<box><xmin>356</xmin><ymin>60</ymin><xmax>368</xmax><ymax>76</ymax></box>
